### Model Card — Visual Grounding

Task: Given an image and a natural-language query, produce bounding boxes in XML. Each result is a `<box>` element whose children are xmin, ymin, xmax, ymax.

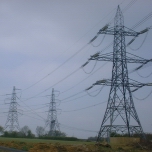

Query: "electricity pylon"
<box><xmin>5</xmin><ymin>86</ymin><xmax>20</xmax><ymax>132</ymax></box>
<box><xmin>85</xmin><ymin>6</ymin><xmax>152</xmax><ymax>141</ymax></box>
<box><xmin>45</xmin><ymin>88</ymin><xmax>60</xmax><ymax>136</ymax></box>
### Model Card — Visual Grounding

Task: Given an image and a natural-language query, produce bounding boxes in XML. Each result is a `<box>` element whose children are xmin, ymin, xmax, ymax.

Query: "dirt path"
<box><xmin>0</xmin><ymin>146</ymin><xmax>27</xmax><ymax>152</ymax></box>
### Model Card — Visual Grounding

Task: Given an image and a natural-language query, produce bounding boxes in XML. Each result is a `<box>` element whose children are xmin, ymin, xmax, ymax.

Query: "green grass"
<box><xmin>0</xmin><ymin>137</ymin><xmax>92</xmax><ymax>145</ymax></box>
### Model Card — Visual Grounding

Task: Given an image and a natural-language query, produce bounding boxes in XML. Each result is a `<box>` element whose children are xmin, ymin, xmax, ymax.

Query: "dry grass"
<box><xmin>0</xmin><ymin>137</ymin><xmax>151</xmax><ymax>152</ymax></box>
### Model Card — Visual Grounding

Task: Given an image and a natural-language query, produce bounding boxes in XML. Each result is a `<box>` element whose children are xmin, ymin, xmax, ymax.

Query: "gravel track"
<box><xmin>0</xmin><ymin>146</ymin><xmax>27</xmax><ymax>152</ymax></box>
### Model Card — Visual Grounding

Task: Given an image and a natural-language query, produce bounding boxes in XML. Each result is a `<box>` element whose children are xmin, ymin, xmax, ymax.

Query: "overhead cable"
<box><xmin>136</xmin><ymin>70</ymin><xmax>152</xmax><ymax>78</ymax></box>
<box><xmin>61</xmin><ymin>101</ymin><xmax>107</xmax><ymax>112</ymax></box>
<box><xmin>132</xmin><ymin>11</ymin><xmax>152</xmax><ymax>29</ymax></box>
<box><xmin>21</xmin><ymin>43</ymin><xmax>89</xmax><ymax>93</ymax></box>
<box><xmin>60</xmin><ymin>123</ymin><xmax>98</xmax><ymax>133</ymax></box>
<box><xmin>128</xmin><ymin>30</ymin><xmax>149</xmax><ymax>51</ymax></box>
<box><xmin>86</xmin><ymin>85</ymin><xmax>105</xmax><ymax>97</ymax></box>
<box><xmin>133</xmin><ymin>89</ymin><xmax>152</xmax><ymax>100</ymax></box>
<box><xmin>17</xmin><ymin>97</ymin><xmax>46</xmax><ymax>121</ymax></box>
<box><xmin>82</xmin><ymin>60</ymin><xmax>98</xmax><ymax>74</ymax></box>
<box><xmin>61</xmin><ymin>62</ymin><xmax>108</xmax><ymax>94</ymax></box>
<box><xmin>122</xmin><ymin>0</ymin><xmax>137</xmax><ymax>13</ymax></box>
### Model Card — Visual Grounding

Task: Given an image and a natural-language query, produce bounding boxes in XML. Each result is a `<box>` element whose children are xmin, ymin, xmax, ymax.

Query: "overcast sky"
<box><xmin>0</xmin><ymin>0</ymin><xmax>152</xmax><ymax>139</ymax></box>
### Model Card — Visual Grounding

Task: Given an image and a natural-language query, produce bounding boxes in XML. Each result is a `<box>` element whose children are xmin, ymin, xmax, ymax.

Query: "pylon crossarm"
<box><xmin>91</xmin><ymin>78</ymin><xmax>152</xmax><ymax>92</ymax></box>
<box><xmin>90</xmin><ymin>56</ymin><xmax>148</xmax><ymax>63</ymax></box>
<box><xmin>135</xmin><ymin>59</ymin><xmax>152</xmax><ymax>70</ymax></box>
<box><xmin>125</xmin><ymin>58</ymin><xmax>149</xmax><ymax>64</ymax></box>
<box><xmin>131</xmin><ymin>83</ymin><xmax>152</xmax><ymax>92</ymax></box>
<box><xmin>99</xmin><ymin>26</ymin><xmax>149</xmax><ymax>37</ymax></box>
<box><xmin>97</xmin><ymin>26</ymin><xmax>139</xmax><ymax>36</ymax></box>
<box><xmin>89</xmin><ymin>52</ymin><xmax>149</xmax><ymax>64</ymax></box>
<box><xmin>89</xmin><ymin>52</ymin><xmax>113</xmax><ymax>62</ymax></box>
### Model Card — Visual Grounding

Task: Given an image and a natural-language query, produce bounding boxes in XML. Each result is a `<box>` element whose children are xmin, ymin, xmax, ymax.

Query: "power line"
<box><xmin>122</xmin><ymin>0</ymin><xmax>137</xmax><ymax>13</ymax></box>
<box><xmin>86</xmin><ymin>85</ymin><xmax>105</xmax><ymax>97</ymax></box>
<box><xmin>61</xmin><ymin>88</ymin><xmax>104</xmax><ymax>104</ymax></box>
<box><xmin>22</xmin><ymin>113</ymin><xmax>45</xmax><ymax>122</ymax></box>
<box><xmin>128</xmin><ymin>30</ymin><xmax>149</xmax><ymax>51</ymax></box>
<box><xmin>133</xmin><ymin>89</ymin><xmax>152</xmax><ymax>101</ymax></box>
<box><xmin>136</xmin><ymin>70</ymin><xmax>152</xmax><ymax>78</ymax></box>
<box><xmin>16</xmin><ymin>0</ymin><xmax>130</xmax><ymax>97</ymax></box>
<box><xmin>19</xmin><ymin>1</ymin><xmax>127</xmax><ymax>94</ymax></box>
<box><xmin>17</xmin><ymin>96</ymin><xmax>46</xmax><ymax>121</ymax></box>
<box><xmin>61</xmin><ymin>62</ymin><xmax>108</xmax><ymax>94</ymax></box>
<box><xmin>132</xmin><ymin>11</ymin><xmax>152</xmax><ymax>29</ymax></box>
<box><xmin>60</xmin><ymin>124</ymin><xmax>98</xmax><ymax>133</ymax></box>
<box><xmin>4</xmin><ymin>1</ymin><xmax>151</xmax><ymax>115</ymax></box>
<box><xmin>12</xmin><ymin>0</ymin><xmax>141</xmax><ymax>103</ymax></box>
<box><xmin>22</xmin><ymin>43</ymin><xmax>89</xmax><ymax>93</ymax></box>
<box><xmin>82</xmin><ymin>60</ymin><xmax>98</xmax><ymax>74</ymax></box>
<box><xmin>62</xmin><ymin>101</ymin><xmax>107</xmax><ymax>113</ymax></box>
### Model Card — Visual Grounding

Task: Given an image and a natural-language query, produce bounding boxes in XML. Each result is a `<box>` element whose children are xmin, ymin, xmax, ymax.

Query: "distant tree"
<box><xmin>52</xmin><ymin>130</ymin><xmax>66</xmax><ymax>137</ymax></box>
<box><xmin>36</xmin><ymin>126</ymin><xmax>45</xmax><ymax>137</ymax></box>
<box><xmin>20</xmin><ymin>126</ymin><xmax>35</xmax><ymax>138</ymax></box>
<box><xmin>87</xmin><ymin>136</ymin><xmax>97</xmax><ymax>141</ymax></box>
<box><xmin>20</xmin><ymin>126</ymin><xmax>29</xmax><ymax>137</ymax></box>
<box><xmin>3</xmin><ymin>131</ymin><xmax>9</xmax><ymax>137</ymax></box>
<box><xmin>27</xmin><ymin>130</ymin><xmax>35</xmax><ymax>138</ymax></box>
<box><xmin>0</xmin><ymin>126</ymin><xmax>4</xmax><ymax>135</ymax></box>
<box><xmin>11</xmin><ymin>131</ymin><xmax>19</xmax><ymax>137</ymax></box>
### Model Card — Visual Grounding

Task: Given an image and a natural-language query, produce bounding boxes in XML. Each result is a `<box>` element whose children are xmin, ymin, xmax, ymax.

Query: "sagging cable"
<box><xmin>82</xmin><ymin>60</ymin><xmax>97</xmax><ymax>74</ymax></box>
<box><xmin>128</xmin><ymin>30</ymin><xmax>149</xmax><ymax>51</ymax></box>
<box><xmin>91</xmin><ymin>34</ymin><xmax>106</xmax><ymax>47</ymax></box>
<box><xmin>86</xmin><ymin>85</ymin><xmax>105</xmax><ymax>97</ymax></box>
<box><xmin>133</xmin><ymin>89</ymin><xmax>152</xmax><ymax>100</ymax></box>
<box><xmin>88</xmin><ymin>24</ymin><xmax>109</xmax><ymax>44</ymax></box>
<box><xmin>135</xmin><ymin>59</ymin><xmax>152</xmax><ymax>71</ymax></box>
<box><xmin>136</xmin><ymin>70</ymin><xmax>152</xmax><ymax>78</ymax></box>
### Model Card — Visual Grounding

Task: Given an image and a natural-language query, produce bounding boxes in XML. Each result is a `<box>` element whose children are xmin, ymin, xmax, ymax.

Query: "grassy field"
<box><xmin>0</xmin><ymin>137</ymin><xmax>97</xmax><ymax>152</ymax></box>
<box><xmin>0</xmin><ymin>137</ymin><xmax>151</xmax><ymax>152</ymax></box>
<box><xmin>0</xmin><ymin>137</ymin><xmax>91</xmax><ymax>145</ymax></box>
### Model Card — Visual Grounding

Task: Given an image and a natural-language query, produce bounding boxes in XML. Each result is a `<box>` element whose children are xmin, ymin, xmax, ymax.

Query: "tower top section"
<box><xmin>114</xmin><ymin>5</ymin><xmax>124</xmax><ymax>27</ymax></box>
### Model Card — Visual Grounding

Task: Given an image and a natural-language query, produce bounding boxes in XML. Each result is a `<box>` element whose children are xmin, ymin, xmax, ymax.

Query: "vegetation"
<box><xmin>0</xmin><ymin>126</ymin><xmax>68</xmax><ymax>140</ymax></box>
<box><xmin>0</xmin><ymin>125</ymin><xmax>152</xmax><ymax>151</ymax></box>
<box><xmin>36</xmin><ymin>126</ymin><xmax>45</xmax><ymax>137</ymax></box>
<box><xmin>1</xmin><ymin>126</ymin><xmax>35</xmax><ymax>138</ymax></box>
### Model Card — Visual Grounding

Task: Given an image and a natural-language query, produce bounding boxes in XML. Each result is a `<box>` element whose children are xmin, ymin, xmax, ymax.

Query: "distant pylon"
<box><xmin>85</xmin><ymin>6</ymin><xmax>152</xmax><ymax>141</ymax></box>
<box><xmin>5</xmin><ymin>86</ymin><xmax>20</xmax><ymax>132</ymax></box>
<box><xmin>45</xmin><ymin>88</ymin><xmax>60</xmax><ymax>136</ymax></box>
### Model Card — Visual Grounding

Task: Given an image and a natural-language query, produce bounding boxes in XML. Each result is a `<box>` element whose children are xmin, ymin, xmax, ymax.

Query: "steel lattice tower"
<box><xmin>85</xmin><ymin>6</ymin><xmax>152</xmax><ymax>141</ymax></box>
<box><xmin>45</xmin><ymin>88</ymin><xmax>60</xmax><ymax>136</ymax></box>
<box><xmin>5</xmin><ymin>86</ymin><xmax>20</xmax><ymax>132</ymax></box>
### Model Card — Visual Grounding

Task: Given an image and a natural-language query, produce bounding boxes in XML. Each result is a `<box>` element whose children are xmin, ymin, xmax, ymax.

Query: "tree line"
<box><xmin>0</xmin><ymin>125</ymin><xmax>79</xmax><ymax>141</ymax></box>
<box><xmin>0</xmin><ymin>125</ymin><xmax>65</xmax><ymax>138</ymax></box>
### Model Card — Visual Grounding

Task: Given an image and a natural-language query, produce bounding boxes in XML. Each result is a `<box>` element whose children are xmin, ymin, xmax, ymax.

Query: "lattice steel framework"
<box><xmin>5</xmin><ymin>86</ymin><xmax>20</xmax><ymax>132</ymax></box>
<box><xmin>86</xmin><ymin>6</ymin><xmax>152</xmax><ymax>141</ymax></box>
<box><xmin>45</xmin><ymin>88</ymin><xmax>60</xmax><ymax>136</ymax></box>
